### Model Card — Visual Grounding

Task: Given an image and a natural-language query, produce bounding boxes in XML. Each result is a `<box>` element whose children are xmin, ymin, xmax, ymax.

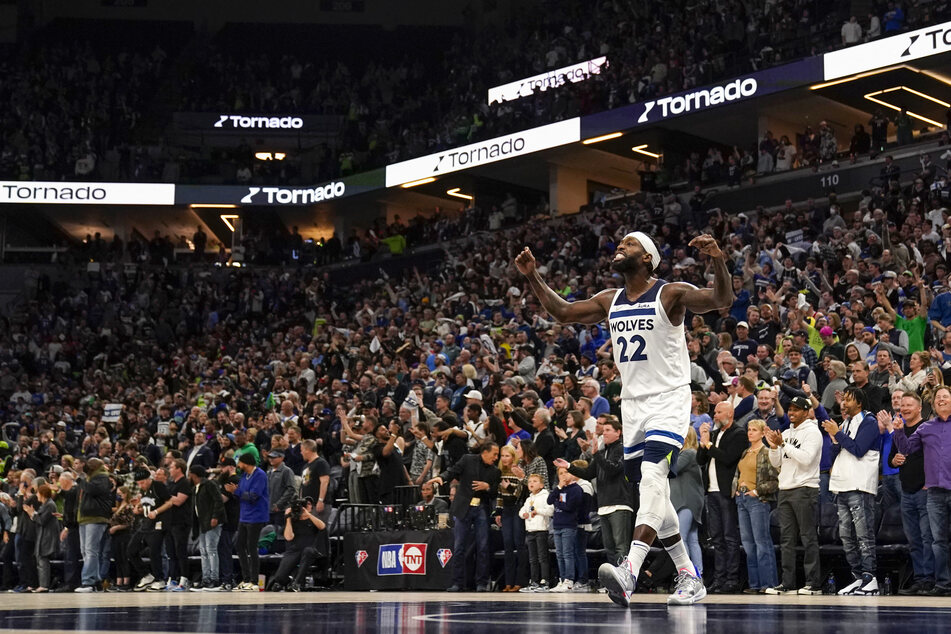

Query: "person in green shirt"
<box><xmin>233</xmin><ymin>429</ymin><xmax>260</xmax><ymax>466</ymax></box>
<box><xmin>877</xmin><ymin>280</ymin><xmax>931</xmax><ymax>353</ymax></box>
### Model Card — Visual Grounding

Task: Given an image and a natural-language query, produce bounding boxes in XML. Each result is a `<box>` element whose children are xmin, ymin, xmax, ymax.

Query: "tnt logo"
<box><xmin>377</xmin><ymin>543</ymin><xmax>427</xmax><ymax>575</ymax></box>
<box><xmin>437</xmin><ymin>549</ymin><xmax>453</xmax><ymax>568</ymax></box>
<box><xmin>355</xmin><ymin>550</ymin><xmax>368</xmax><ymax>568</ymax></box>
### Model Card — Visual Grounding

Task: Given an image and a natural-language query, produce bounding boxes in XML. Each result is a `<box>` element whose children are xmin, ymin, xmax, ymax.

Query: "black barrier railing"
<box><xmin>330</xmin><ymin>497</ymin><xmax>450</xmax><ymax>535</ymax></box>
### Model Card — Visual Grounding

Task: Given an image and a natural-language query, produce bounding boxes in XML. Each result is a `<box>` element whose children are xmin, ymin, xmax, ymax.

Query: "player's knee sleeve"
<box><xmin>656</xmin><ymin>498</ymin><xmax>681</xmax><ymax>540</ymax></box>
<box><xmin>635</xmin><ymin>458</ymin><xmax>670</xmax><ymax>532</ymax></box>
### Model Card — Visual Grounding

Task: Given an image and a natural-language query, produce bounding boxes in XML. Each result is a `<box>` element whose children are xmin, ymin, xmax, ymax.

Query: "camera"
<box><xmin>289</xmin><ymin>497</ymin><xmax>312</xmax><ymax>517</ymax></box>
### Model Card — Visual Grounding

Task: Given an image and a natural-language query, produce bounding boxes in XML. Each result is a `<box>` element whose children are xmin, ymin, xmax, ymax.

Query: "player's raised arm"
<box><xmin>667</xmin><ymin>235</ymin><xmax>734</xmax><ymax>316</ymax></box>
<box><xmin>515</xmin><ymin>247</ymin><xmax>611</xmax><ymax>325</ymax></box>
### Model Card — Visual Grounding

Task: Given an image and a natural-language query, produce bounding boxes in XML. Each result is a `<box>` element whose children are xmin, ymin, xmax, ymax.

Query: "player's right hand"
<box><xmin>515</xmin><ymin>247</ymin><xmax>536</xmax><ymax>276</ymax></box>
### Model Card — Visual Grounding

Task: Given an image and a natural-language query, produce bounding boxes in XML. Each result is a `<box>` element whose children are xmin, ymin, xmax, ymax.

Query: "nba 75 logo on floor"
<box><xmin>377</xmin><ymin>544</ymin><xmax>427</xmax><ymax>575</ymax></box>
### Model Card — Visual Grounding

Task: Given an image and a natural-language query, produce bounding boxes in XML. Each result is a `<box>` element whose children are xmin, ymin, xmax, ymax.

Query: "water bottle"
<box><xmin>824</xmin><ymin>572</ymin><xmax>836</xmax><ymax>595</ymax></box>
<box><xmin>883</xmin><ymin>576</ymin><xmax>892</xmax><ymax>596</ymax></box>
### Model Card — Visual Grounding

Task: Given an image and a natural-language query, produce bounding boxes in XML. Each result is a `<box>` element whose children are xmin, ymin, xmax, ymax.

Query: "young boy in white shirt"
<box><xmin>518</xmin><ymin>473</ymin><xmax>554</xmax><ymax>592</ymax></box>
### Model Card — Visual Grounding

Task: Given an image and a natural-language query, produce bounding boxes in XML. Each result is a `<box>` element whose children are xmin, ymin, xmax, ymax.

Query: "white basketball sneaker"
<box><xmin>598</xmin><ymin>561</ymin><xmax>635</xmax><ymax>608</ymax></box>
<box><xmin>668</xmin><ymin>568</ymin><xmax>707</xmax><ymax>606</ymax></box>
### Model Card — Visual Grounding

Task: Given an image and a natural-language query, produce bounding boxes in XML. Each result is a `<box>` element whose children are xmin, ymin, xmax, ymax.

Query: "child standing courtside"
<box><xmin>548</xmin><ymin>467</ymin><xmax>583</xmax><ymax>592</ymax></box>
<box><xmin>519</xmin><ymin>474</ymin><xmax>553</xmax><ymax>592</ymax></box>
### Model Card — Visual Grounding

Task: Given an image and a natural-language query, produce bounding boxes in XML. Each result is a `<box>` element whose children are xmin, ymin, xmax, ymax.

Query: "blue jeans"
<box><xmin>98</xmin><ymin>531</ymin><xmax>112</xmax><ymax>581</ymax></box>
<box><xmin>452</xmin><ymin>505</ymin><xmax>490</xmax><ymax>587</ymax></box>
<box><xmin>900</xmin><ymin>489</ymin><xmax>935</xmax><ymax>582</ymax></box>
<box><xmin>79</xmin><ymin>523</ymin><xmax>108</xmax><ymax>587</ymax></box>
<box><xmin>678</xmin><ymin>508</ymin><xmax>703</xmax><ymax>575</ymax></box>
<box><xmin>818</xmin><ymin>473</ymin><xmax>833</xmax><ymax>504</ymax></box>
<box><xmin>879</xmin><ymin>474</ymin><xmax>903</xmax><ymax>508</ymax></box>
<box><xmin>198</xmin><ymin>526</ymin><xmax>222</xmax><ymax>585</ymax></box>
<box><xmin>499</xmin><ymin>506</ymin><xmax>525</xmax><ymax>587</ymax></box>
<box><xmin>927</xmin><ymin>487</ymin><xmax>951</xmax><ymax>588</ymax></box>
<box><xmin>552</xmin><ymin>527</ymin><xmax>577</xmax><ymax>581</ymax></box>
<box><xmin>736</xmin><ymin>494</ymin><xmax>778</xmax><ymax>589</ymax></box>
<box><xmin>574</xmin><ymin>529</ymin><xmax>589</xmax><ymax>583</ymax></box>
<box><xmin>836</xmin><ymin>490</ymin><xmax>877</xmax><ymax>578</ymax></box>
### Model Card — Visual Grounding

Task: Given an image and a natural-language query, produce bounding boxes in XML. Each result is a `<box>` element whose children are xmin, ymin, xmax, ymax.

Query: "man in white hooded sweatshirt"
<box><xmin>764</xmin><ymin>395</ymin><xmax>823</xmax><ymax>595</ymax></box>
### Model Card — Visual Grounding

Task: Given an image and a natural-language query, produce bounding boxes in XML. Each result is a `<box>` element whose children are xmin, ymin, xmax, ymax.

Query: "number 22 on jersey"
<box><xmin>616</xmin><ymin>334</ymin><xmax>648</xmax><ymax>362</ymax></box>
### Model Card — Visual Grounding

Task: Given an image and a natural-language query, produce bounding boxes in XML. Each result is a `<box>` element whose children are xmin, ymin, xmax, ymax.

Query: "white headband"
<box><xmin>624</xmin><ymin>231</ymin><xmax>661</xmax><ymax>270</ymax></box>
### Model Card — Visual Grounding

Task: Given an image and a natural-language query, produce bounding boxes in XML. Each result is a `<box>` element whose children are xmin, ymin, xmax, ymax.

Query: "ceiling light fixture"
<box><xmin>220</xmin><ymin>214</ymin><xmax>239</xmax><ymax>232</ymax></box>
<box><xmin>863</xmin><ymin>87</ymin><xmax>945</xmax><ymax>127</ymax></box>
<box><xmin>400</xmin><ymin>177</ymin><xmax>437</xmax><ymax>188</ymax></box>
<box><xmin>446</xmin><ymin>188</ymin><xmax>474</xmax><ymax>200</ymax></box>
<box><xmin>582</xmin><ymin>132</ymin><xmax>623</xmax><ymax>144</ymax></box>
<box><xmin>631</xmin><ymin>144</ymin><xmax>662</xmax><ymax>158</ymax></box>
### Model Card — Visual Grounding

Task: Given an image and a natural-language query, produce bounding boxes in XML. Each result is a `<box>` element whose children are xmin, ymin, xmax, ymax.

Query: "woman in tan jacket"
<box><xmin>733</xmin><ymin>419</ymin><xmax>779</xmax><ymax>593</ymax></box>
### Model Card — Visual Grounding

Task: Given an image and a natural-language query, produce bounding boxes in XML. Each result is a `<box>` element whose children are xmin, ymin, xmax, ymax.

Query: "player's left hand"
<box><xmin>688</xmin><ymin>234</ymin><xmax>723</xmax><ymax>258</ymax></box>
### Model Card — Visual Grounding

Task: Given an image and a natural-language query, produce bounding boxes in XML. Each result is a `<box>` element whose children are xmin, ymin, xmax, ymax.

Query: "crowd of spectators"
<box><xmin>0</xmin><ymin>40</ymin><xmax>170</xmax><ymax>184</ymax></box>
<box><xmin>681</xmin><ymin>108</ymin><xmax>933</xmax><ymax>189</ymax></box>
<box><xmin>1</xmin><ymin>122</ymin><xmax>951</xmax><ymax>594</ymax></box>
<box><xmin>4</xmin><ymin>2</ymin><xmax>942</xmax><ymax>184</ymax></box>
<box><xmin>167</xmin><ymin>0</ymin><xmax>875</xmax><ymax>182</ymax></box>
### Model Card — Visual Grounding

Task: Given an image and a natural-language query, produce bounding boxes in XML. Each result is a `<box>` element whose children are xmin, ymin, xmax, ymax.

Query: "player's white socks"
<box><xmin>664</xmin><ymin>539</ymin><xmax>696</xmax><ymax>576</ymax></box>
<box><xmin>624</xmin><ymin>540</ymin><xmax>650</xmax><ymax>577</ymax></box>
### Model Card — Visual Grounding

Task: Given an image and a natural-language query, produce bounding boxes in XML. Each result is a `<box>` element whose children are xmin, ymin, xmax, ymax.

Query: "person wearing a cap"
<box><xmin>730</xmin><ymin>322</ymin><xmax>758</xmax><ymax>364</ymax></box>
<box><xmin>266</xmin><ymin>449</ymin><xmax>296</xmax><ymax>526</ymax></box>
<box><xmin>779</xmin><ymin>343</ymin><xmax>817</xmax><ymax>393</ymax></box>
<box><xmin>817</xmin><ymin>326</ymin><xmax>844</xmax><ymax>363</ymax></box>
<box><xmin>789</xmin><ymin>329</ymin><xmax>819</xmax><ymax>372</ymax></box>
<box><xmin>371</xmin><ymin>422</ymin><xmax>408</xmax><ymax>504</ymax></box>
<box><xmin>75</xmin><ymin>458</ymin><xmax>113</xmax><ymax>593</ymax></box>
<box><xmin>188</xmin><ymin>465</ymin><xmax>225</xmax><ymax>591</ymax></box>
<box><xmin>225</xmin><ymin>453</ymin><xmax>269</xmax><ymax>591</ymax></box>
<box><xmin>129</xmin><ymin>468</ymin><xmax>169</xmax><ymax>592</ymax></box>
<box><xmin>269</xmin><ymin>496</ymin><xmax>326</xmax><ymax>592</ymax></box>
<box><xmin>763</xmin><ymin>395</ymin><xmax>824</xmax><ymax>594</ymax></box>
<box><xmin>464</xmin><ymin>390</ymin><xmax>486</xmax><ymax>417</ymax></box>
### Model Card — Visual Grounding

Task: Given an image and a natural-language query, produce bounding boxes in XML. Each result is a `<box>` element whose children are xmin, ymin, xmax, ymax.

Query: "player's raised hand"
<box><xmin>688</xmin><ymin>234</ymin><xmax>723</xmax><ymax>258</ymax></box>
<box><xmin>515</xmin><ymin>247</ymin><xmax>536</xmax><ymax>276</ymax></box>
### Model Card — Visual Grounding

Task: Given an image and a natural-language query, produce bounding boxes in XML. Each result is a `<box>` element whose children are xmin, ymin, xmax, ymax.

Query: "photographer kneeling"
<box><xmin>267</xmin><ymin>497</ymin><xmax>326</xmax><ymax>592</ymax></box>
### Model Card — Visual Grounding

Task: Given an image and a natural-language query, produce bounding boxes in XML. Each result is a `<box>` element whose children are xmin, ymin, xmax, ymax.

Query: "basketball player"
<box><xmin>515</xmin><ymin>232</ymin><xmax>732</xmax><ymax>607</ymax></box>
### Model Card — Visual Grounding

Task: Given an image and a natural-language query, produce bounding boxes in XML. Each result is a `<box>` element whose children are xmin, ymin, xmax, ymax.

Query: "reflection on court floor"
<box><xmin>1</xmin><ymin>597</ymin><xmax>950</xmax><ymax>633</ymax></box>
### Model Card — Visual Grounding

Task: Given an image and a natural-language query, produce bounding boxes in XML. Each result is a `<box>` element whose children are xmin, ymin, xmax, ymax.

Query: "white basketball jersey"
<box><xmin>608</xmin><ymin>280</ymin><xmax>691</xmax><ymax>400</ymax></box>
